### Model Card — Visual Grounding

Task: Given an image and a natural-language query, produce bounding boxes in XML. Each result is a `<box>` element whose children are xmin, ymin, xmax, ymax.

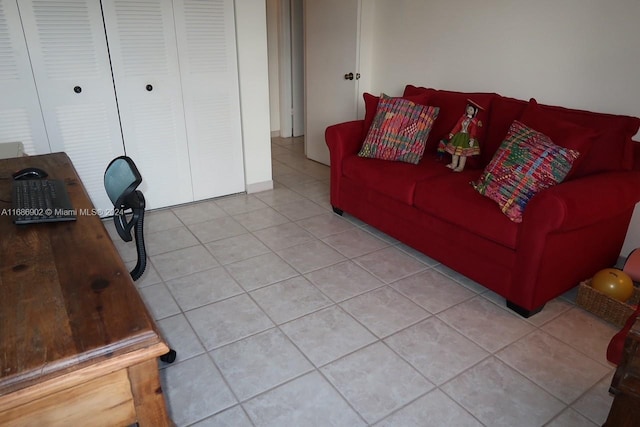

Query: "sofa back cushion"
<box><xmin>519</xmin><ymin>99</ymin><xmax>601</xmax><ymax>179</ymax></box>
<box><xmin>480</xmin><ymin>96</ymin><xmax>640</xmax><ymax>175</ymax></box>
<box><xmin>403</xmin><ymin>86</ymin><xmax>497</xmax><ymax>164</ymax></box>
<box><xmin>523</xmin><ymin>102</ymin><xmax>640</xmax><ymax>176</ymax></box>
<box><xmin>483</xmin><ymin>96</ymin><xmax>528</xmax><ymax>165</ymax></box>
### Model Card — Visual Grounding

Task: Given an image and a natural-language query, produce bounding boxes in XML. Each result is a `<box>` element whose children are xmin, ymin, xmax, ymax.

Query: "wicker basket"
<box><xmin>576</xmin><ymin>280</ymin><xmax>640</xmax><ymax>328</ymax></box>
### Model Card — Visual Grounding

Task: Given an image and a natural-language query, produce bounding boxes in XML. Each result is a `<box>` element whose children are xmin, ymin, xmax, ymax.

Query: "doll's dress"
<box><xmin>443</xmin><ymin>116</ymin><xmax>480</xmax><ymax>157</ymax></box>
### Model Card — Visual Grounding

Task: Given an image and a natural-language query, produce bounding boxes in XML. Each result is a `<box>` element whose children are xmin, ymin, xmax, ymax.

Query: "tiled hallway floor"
<box><xmin>108</xmin><ymin>137</ymin><xmax>619</xmax><ymax>426</ymax></box>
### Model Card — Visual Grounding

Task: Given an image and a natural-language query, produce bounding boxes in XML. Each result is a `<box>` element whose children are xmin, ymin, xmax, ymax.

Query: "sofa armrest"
<box><xmin>523</xmin><ymin>171</ymin><xmax>640</xmax><ymax>231</ymax></box>
<box><xmin>325</xmin><ymin>120</ymin><xmax>365</xmax><ymax>159</ymax></box>
<box><xmin>325</xmin><ymin>120</ymin><xmax>365</xmax><ymax>209</ymax></box>
<box><xmin>510</xmin><ymin>171</ymin><xmax>640</xmax><ymax>310</ymax></box>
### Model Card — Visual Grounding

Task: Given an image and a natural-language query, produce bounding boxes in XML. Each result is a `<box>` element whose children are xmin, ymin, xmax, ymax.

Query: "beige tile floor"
<box><xmin>108</xmin><ymin>136</ymin><xmax>620</xmax><ymax>426</ymax></box>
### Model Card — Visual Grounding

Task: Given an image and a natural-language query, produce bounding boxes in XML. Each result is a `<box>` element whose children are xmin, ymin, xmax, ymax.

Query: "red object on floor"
<box><xmin>608</xmin><ymin>249</ymin><xmax>640</xmax><ymax>365</ymax></box>
<box><xmin>607</xmin><ymin>307</ymin><xmax>640</xmax><ymax>365</ymax></box>
<box><xmin>623</xmin><ymin>248</ymin><xmax>640</xmax><ymax>283</ymax></box>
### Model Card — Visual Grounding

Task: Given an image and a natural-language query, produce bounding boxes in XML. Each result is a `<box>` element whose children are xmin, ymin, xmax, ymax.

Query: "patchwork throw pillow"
<box><xmin>472</xmin><ymin>120</ymin><xmax>580</xmax><ymax>223</ymax></box>
<box><xmin>363</xmin><ymin>92</ymin><xmax>431</xmax><ymax>136</ymax></box>
<box><xmin>358</xmin><ymin>94</ymin><xmax>439</xmax><ymax>164</ymax></box>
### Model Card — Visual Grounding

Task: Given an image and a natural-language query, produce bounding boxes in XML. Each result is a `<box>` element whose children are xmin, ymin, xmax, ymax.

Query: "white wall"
<box><xmin>235</xmin><ymin>0</ymin><xmax>273</xmax><ymax>193</ymax></box>
<box><xmin>366</xmin><ymin>0</ymin><xmax>640</xmax><ymax>256</ymax></box>
<box><xmin>369</xmin><ymin>0</ymin><xmax>640</xmax><ymax>116</ymax></box>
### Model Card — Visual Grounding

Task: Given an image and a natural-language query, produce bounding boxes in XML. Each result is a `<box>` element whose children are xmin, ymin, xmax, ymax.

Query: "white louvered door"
<box><xmin>101</xmin><ymin>0</ymin><xmax>194</xmax><ymax>210</ymax></box>
<box><xmin>4</xmin><ymin>0</ymin><xmax>244</xmax><ymax>211</ymax></box>
<box><xmin>0</xmin><ymin>0</ymin><xmax>50</xmax><ymax>155</ymax></box>
<box><xmin>173</xmin><ymin>0</ymin><xmax>244</xmax><ymax>200</ymax></box>
<box><xmin>18</xmin><ymin>0</ymin><xmax>125</xmax><ymax>212</ymax></box>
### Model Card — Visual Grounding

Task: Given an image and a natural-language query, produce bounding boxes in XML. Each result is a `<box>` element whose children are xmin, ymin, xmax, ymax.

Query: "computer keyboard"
<box><xmin>11</xmin><ymin>179</ymin><xmax>77</xmax><ymax>224</ymax></box>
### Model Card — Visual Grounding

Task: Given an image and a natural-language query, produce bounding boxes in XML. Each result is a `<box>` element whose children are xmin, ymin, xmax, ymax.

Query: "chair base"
<box><xmin>160</xmin><ymin>349</ymin><xmax>177</xmax><ymax>364</ymax></box>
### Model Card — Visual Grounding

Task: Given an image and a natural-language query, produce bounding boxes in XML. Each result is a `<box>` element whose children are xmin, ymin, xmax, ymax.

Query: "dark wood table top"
<box><xmin>0</xmin><ymin>152</ymin><xmax>164</xmax><ymax>396</ymax></box>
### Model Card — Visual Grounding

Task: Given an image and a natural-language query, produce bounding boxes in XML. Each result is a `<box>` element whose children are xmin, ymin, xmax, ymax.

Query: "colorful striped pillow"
<box><xmin>358</xmin><ymin>94</ymin><xmax>439</xmax><ymax>164</ymax></box>
<box><xmin>472</xmin><ymin>120</ymin><xmax>580</xmax><ymax>223</ymax></box>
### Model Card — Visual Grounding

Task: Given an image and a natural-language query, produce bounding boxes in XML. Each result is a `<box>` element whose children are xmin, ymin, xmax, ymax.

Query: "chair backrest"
<box><xmin>104</xmin><ymin>156</ymin><xmax>142</xmax><ymax>208</ymax></box>
<box><xmin>104</xmin><ymin>155</ymin><xmax>147</xmax><ymax>281</ymax></box>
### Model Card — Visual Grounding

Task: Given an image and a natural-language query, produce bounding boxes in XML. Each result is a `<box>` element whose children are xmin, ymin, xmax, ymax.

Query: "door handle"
<box><xmin>344</xmin><ymin>72</ymin><xmax>354</xmax><ymax>80</ymax></box>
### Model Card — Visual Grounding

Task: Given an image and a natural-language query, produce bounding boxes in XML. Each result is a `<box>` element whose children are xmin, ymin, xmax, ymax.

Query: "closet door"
<box><xmin>101</xmin><ymin>0</ymin><xmax>194</xmax><ymax>210</ymax></box>
<box><xmin>173</xmin><ymin>0</ymin><xmax>245</xmax><ymax>200</ymax></box>
<box><xmin>18</xmin><ymin>0</ymin><xmax>125</xmax><ymax>212</ymax></box>
<box><xmin>0</xmin><ymin>0</ymin><xmax>50</xmax><ymax>155</ymax></box>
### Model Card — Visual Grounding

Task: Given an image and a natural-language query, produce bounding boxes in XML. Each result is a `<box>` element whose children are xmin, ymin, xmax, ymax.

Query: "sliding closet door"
<box><xmin>18</xmin><ymin>0</ymin><xmax>125</xmax><ymax>212</ymax></box>
<box><xmin>173</xmin><ymin>0</ymin><xmax>245</xmax><ymax>200</ymax></box>
<box><xmin>101</xmin><ymin>0</ymin><xmax>193</xmax><ymax>210</ymax></box>
<box><xmin>0</xmin><ymin>0</ymin><xmax>50</xmax><ymax>155</ymax></box>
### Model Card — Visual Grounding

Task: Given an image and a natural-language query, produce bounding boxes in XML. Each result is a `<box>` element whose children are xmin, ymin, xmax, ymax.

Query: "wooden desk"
<box><xmin>0</xmin><ymin>153</ymin><xmax>171</xmax><ymax>426</ymax></box>
<box><xmin>605</xmin><ymin>317</ymin><xmax>640</xmax><ymax>426</ymax></box>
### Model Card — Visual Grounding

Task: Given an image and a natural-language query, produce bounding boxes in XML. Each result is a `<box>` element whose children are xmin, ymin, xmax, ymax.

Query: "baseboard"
<box><xmin>246</xmin><ymin>180</ymin><xmax>274</xmax><ymax>193</ymax></box>
<box><xmin>270</xmin><ymin>130</ymin><xmax>280</xmax><ymax>137</ymax></box>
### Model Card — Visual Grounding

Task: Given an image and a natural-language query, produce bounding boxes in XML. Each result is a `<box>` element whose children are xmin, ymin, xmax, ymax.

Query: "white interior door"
<box><xmin>172</xmin><ymin>0</ymin><xmax>245</xmax><ymax>201</ymax></box>
<box><xmin>0</xmin><ymin>0</ymin><xmax>50</xmax><ymax>155</ymax></box>
<box><xmin>304</xmin><ymin>0</ymin><xmax>360</xmax><ymax>165</ymax></box>
<box><xmin>290</xmin><ymin>0</ymin><xmax>304</xmax><ymax>137</ymax></box>
<box><xmin>17</xmin><ymin>0</ymin><xmax>125</xmax><ymax>212</ymax></box>
<box><xmin>277</xmin><ymin>0</ymin><xmax>303</xmax><ymax>138</ymax></box>
<box><xmin>101</xmin><ymin>0</ymin><xmax>193</xmax><ymax>210</ymax></box>
<box><xmin>277</xmin><ymin>0</ymin><xmax>292</xmax><ymax>138</ymax></box>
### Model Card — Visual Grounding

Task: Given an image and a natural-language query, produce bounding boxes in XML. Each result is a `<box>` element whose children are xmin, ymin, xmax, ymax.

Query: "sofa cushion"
<box><xmin>343</xmin><ymin>154</ymin><xmax>447</xmax><ymax>205</ymax></box>
<box><xmin>403</xmin><ymin>85</ymin><xmax>436</xmax><ymax>97</ymax></box>
<box><xmin>363</xmin><ymin>91</ymin><xmax>432</xmax><ymax>139</ymax></box>
<box><xmin>472</xmin><ymin>120</ymin><xmax>580</xmax><ymax>223</ymax></box>
<box><xmin>413</xmin><ymin>168</ymin><xmax>520</xmax><ymax>249</ymax></box>
<box><xmin>403</xmin><ymin>85</ymin><xmax>497</xmax><ymax>168</ymax></box>
<box><xmin>482</xmin><ymin>96</ymin><xmax>528</xmax><ymax>165</ymax></box>
<box><xmin>520</xmin><ymin>98</ymin><xmax>600</xmax><ymax>178</ymax></box>
<box><xmin>522</xmin><ymin>101</ymin><xmax>640</xmax><ymax>175</ymax></box>
<box><xmin>359</xmin><ymin>94</ymin><xmax>439</xmax><ymax>164</ymax></box>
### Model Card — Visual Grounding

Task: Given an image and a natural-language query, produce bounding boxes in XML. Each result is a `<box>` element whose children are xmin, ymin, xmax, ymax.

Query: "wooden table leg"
<box><xmin>604</xmin><ymin>392</ymin><xmax>640</xmax><ymax>426</ymax></box>
<box><xmin>127</xmin><ymin>359</ymin><xmax>173</xmax><ymax>427</ymax></box>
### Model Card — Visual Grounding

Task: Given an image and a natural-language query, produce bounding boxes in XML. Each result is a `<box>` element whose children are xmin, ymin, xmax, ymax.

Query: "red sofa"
<box><xmin>326</xmin><ymin>85</ymin><xmax>640</xmax><ymax>317</ymax></box>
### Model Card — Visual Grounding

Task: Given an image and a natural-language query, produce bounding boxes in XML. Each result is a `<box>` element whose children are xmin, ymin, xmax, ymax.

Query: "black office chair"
<box><xmin>104</xmin><ymin>156</ymin><xmax>176</xmax><ymax>364</ymax></box>
<box><xmin>104</xmin><ymin>156</ymin><xmax>147</xmax><ymax>280</ymax></box>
